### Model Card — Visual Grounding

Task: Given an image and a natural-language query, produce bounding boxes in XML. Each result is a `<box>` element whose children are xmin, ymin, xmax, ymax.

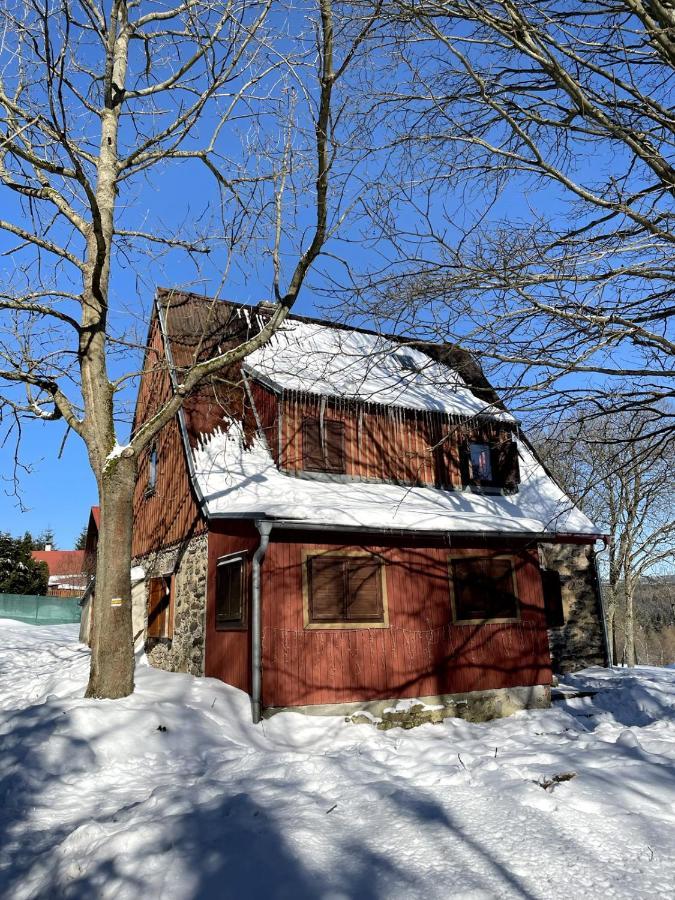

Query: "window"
<box><xmin>470</xmin><ymin>443</ymin><xmax>492</xmax><ymax>482</ymax></box>
<box><xmin>450</xmin><ymin>556</ymin><xmax>519</xmax><ymax>623</ymax></box>
<box><xmin>542</xmin><ymin>569</ymin><xmax>564</xmax><ymax>628</ymax></box>
<box><xmin>461</xmin><ymin>437</ymin><xmax>520</xmax><ymax>490</ymax></box>
<box><xmin>146</xmin><ymin>443</ymin><xmax>158</xmax><ymax>494</ymax></box>
<box><xmin>215</xmin><ymin>555</ymin><xmax>247</xmax><ymax>629</ymax></box>
<box><xmin>147</xmin><ymin>575</ymin><xmax>173</xmax><ymax>639</ymax></box>
<box><xmin>302</xmin><ymin>418</ymin><xmax>345</xmax><ymax>474</ymax></box>
<box><xmin>305</xmin><ymin>554</ymin><xmax>386</xmax><ymax>627</ymax></box>
<box><xmin>396</xmin><ymin>352</ymin><xmax>421</xmax><ymax>373</ymax></box>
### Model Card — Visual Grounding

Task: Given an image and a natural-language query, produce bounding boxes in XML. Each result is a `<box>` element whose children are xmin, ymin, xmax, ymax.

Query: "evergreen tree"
<box><xmin>0</xmin><ymin>533</ymin><xmax>49</xmax><ymax>595</ymax></box>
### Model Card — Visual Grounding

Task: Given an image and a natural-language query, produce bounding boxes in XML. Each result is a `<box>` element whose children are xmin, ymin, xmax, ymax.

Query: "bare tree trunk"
<box><xmin>85</xmin><ymin>454</ymin><xmax>137</xmax><ymax>698</ymax></box>
<box><xmin>624</xmin><ymin>581</ymin><xmax>637</xmax><ymax>667</ymax></box>
<box><xmin>605</xmin><ymin>593</ymin><xmax>617</xmax><ymax>667</ymax></box>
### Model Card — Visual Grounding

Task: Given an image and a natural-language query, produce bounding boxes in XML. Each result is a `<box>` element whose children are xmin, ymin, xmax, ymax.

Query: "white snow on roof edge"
<box><xmin>191</xmin><ymin>421</ymin><xmax>601</xmax><ymax>538</ymax></box>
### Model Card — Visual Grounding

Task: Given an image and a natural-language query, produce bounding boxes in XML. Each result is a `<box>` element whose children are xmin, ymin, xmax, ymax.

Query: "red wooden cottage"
<box><xmin>130</xmin><ymin>289</ymin><xmax>608</xmax><ymax>723</ymax></box>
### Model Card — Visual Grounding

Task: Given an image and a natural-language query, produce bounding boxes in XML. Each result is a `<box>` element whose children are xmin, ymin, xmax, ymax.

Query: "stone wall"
<box><xmin>541</xmin><ymin>543</ymin><xmax>608</xmax><ymax>673</ymax></box>
<box><xmin>135</xmin><ymin>532</ymin><xmax>208</xmax><ymax>676</ymax></box>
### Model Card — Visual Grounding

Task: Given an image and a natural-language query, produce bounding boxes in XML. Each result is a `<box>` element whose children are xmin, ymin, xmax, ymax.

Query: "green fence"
<box><xmin>0</xmin><ymin>593</ymin><xmax>81</xmax><ymax>625</ymax></box>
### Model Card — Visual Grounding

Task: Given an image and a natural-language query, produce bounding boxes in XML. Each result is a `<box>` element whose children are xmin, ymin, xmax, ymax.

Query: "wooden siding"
<box><xmin>266</xmin><ymin>390</ymin><xmax>515</xmax><ymax>489</ymax></box>
<box><xmin>204</xmin><ymin>523</ymin><xmax>552</xmax><ymax>708</ymax></box>
<box><xmin>131</xmin><ymin>318</ymin><xmax>206</xmax><ymax>557</ymax></box>
<box><xmin>260</xmin><ymin>535</ymin><xmax>551</xmax><ymax>708</ymax></box>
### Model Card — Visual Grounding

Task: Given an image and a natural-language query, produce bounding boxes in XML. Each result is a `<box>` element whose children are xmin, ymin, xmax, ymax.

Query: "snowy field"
<box><xmin>1</xmin><ymin>621</ymin><xmax>674</xmax><ymax>899</ymax></box>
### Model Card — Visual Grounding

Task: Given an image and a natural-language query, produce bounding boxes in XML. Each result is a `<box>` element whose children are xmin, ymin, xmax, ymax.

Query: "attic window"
<box><xmin>461</xmin><ymin>437</ymin><xmax>520</xmax><ymax>491</ymax></box>
<box><xmin>470</xmin><ymin>443</ymin><xmax>492</xmax><ymax>482</ymax></box>
<box><xmin>302</xmin><ymin>418</ymin><xmax>345</xmax><ymax>474</ymax></box>
<box><xmin>396</xmin><ymin>352</ymin><xmax>420</xmax><ymax>373</ymax></box>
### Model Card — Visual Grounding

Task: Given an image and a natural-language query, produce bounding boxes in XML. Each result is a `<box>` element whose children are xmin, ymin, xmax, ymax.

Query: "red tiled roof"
<box><xmin>91</xmin><ymin>506</ymin><xmax>100</xmax><ymax>529</ymax></box>
<box><xmin>32</xmin><ymin>550</ymin><xmax>86</xmax><ymax>576</ymax></box>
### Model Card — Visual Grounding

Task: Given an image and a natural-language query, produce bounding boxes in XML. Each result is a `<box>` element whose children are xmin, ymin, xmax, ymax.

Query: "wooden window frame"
<box><xmin>302</xmin><ymin>417</ymin><xmax>346</xmax><ymax>475</ymax></box>
<box><xmin>215</xmin><ymin>552</ymin><xmax>248</xmax><ymax>631</ymax></box>
<box><xmin>146</xmin><ymin>573</ymin><xmax>174</xmax><ymax>640</ymax></box>
<box><xmin>302</xmin><ymin>549</ymin><xmax>389</xmax><ymax>630</ymax></box>
<box><xmin>469</xmin><ymin>442</ymin><xmax>493</xmax><ymax>483</ymax></box>
<box><xmin>448</xmin><ymin>554</ymin><xmax>521</xmax><ymax>625</ymax></box>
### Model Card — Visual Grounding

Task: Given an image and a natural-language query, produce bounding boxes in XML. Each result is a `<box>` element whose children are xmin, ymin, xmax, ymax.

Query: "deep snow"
<box><xmin>192</xmin><ymin>425</ymin><xmax>599</xmax><ymax>536</ymax></box>
<box><xmin>1</xmin><ymin>621</ymin><xmax>674</xmax><ymax>899</ymax></box>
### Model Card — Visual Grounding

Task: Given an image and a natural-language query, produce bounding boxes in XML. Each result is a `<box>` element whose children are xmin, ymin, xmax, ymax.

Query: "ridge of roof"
<box><xmin>154</xmin><ymin>287</ymin><xmax>503</xmax><ymax>411</ymax></box>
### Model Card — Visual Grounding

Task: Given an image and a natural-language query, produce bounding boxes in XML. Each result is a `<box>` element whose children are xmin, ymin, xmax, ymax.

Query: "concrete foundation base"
<box><xmin>264</xmin><ymin>684</ymin><xmax>551</xmax><ymax>729</ymax></box>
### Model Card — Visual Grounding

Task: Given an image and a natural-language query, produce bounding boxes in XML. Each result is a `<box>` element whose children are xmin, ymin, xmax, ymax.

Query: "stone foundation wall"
<box><xmin>266</xmin><ymin>684</ymin><xmax>551</xmax><ymax>727</ymax></box>
<box><xmin>541</xmin><ymin>543</ymin><xmax>608</xmax><ymax>673</ymax></box>
<box><xmin>135</xmin><ymin>532</ymin><xmax>208</xmax><ymax>676</ymax></box>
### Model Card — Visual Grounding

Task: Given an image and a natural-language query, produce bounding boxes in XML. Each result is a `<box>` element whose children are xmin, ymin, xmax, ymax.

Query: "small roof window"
<box><xmin>396</xmin><ymin>352</ymin><xmax>421</xmax><ymax>373</ymax></box>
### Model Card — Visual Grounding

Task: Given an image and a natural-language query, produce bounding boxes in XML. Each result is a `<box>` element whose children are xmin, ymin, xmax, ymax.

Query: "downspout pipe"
<box><xmin>593</xmin><ymin>538</ymin><xmax>612</xmax><ymax>667</ymax></box>
<box><xmin>252</xmin><ymin>520</ymin><xmax>273</xmax><ymax>723</ymax></box>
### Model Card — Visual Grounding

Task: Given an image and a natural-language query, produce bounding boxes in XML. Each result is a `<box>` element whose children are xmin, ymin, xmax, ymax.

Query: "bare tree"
<box><xmin>340</xmin><ymin>1</ymin><xmax>674</xmax><ymax>423</ymax></box>
<box><xmin>0</xmin><ymin>0</ymin><xmax>381</xmax><ymax>698</ymax></box>
<box><xmin>536</xmin><ymin>404</ymin><xmax>675</xmax><ymax>665</ymax></box>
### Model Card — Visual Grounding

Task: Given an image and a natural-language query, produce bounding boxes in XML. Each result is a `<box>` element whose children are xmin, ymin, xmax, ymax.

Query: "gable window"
<box><xmin>302</xmin><ymin>418</ymin><xmax>345</xmax><ymax>474</ymax></box>
<box><xmin>147</xmin><ymin>574</ymin><xmax>173</xmax><ymax>639</ymax></box>
<box><xmin>305</xmin><ymin>554</ymin><xmax>387</xmax><ymax>628</ymax></box>
<box><xmin>470</xmin><ymin>443</ymin><xmax>492</xmax><ymax>482</ymax></box>
<box><xmin>461</xmin><ymin>437</ymin><xmax>520</xmax><ymax>491</ymax></box>
<box><xmin>450</xmin><ymin>556</ymin><xmax>520</xmax><ymax>623</ymax></box>
<box><xmin>146</xmin><ymin>443</ymin><xmax>158</xmax><ymax>495</ymax></box>
<box><xmin>215</xmin><ymin>554</ymin><xmax>247</xmax><ymax>629</ymax></box>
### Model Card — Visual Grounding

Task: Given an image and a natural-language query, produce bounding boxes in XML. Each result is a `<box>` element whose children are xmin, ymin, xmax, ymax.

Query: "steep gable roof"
<box><xmin>153</xmin><ymin>288</ymin><xmax>601</xmax><ymax>539</ymax></box>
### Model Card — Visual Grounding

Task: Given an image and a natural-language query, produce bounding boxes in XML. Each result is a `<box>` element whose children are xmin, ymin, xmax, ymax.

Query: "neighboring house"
<box><xmin>31</xmin><ymin>547</ymin><xmax>86</xmax><ymax>597</ymax></box>
<box><xmin>130</xmin><ymin>289</ymin><xmax>608</xmax><ymax>722</ymax></box>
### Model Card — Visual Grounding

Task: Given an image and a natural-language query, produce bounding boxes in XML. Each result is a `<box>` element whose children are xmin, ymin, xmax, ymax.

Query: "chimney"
<box><xmin>44</xmin><ymin>543</ymin><xmax>52</xmax><ymax>552</ymax></box>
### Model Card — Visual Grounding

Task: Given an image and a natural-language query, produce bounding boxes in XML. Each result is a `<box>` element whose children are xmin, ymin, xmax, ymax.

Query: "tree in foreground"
<box><xmin>350</xmin><ymin>1</ymin><xmax>674</xmax><ymax>424</ymax></box>
<box><xmin>536</xmin><ymin>403</ymin><xmax>674</xmax><ymax>665</ymax></box>
<box><xmin>0</xmin><ymin>0</ymin><xmax>380</xmax><ymax>698</ymax></box>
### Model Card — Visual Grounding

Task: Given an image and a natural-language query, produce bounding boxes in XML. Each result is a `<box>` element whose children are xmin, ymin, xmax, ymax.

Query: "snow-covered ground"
<box><xmin>1</xmin><ymin>621</ymin><xmax>674</xmax><ymax>899</ymax></box>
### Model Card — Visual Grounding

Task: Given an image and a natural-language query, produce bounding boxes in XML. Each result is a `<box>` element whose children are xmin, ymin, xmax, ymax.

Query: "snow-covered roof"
<box><xmin>244</xmin><ymin>319</ymin><xmax>513</xmax><ymax>419</ymax></box>
<box><xmin>192</xmin><ymin>422</ymin><xmax>601</xmax><ymax>538</ymax></box>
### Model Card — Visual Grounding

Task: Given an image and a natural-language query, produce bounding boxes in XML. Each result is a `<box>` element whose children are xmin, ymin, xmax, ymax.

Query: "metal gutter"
<box><xmin>251</xmin><ymin>520</ymin><xmax>272</xmax><ymax>724</ymax></box>
<box><xmin>259</xmin><ymin>518</ymin><xmax>600</xmax><ymax>544</ymax></box>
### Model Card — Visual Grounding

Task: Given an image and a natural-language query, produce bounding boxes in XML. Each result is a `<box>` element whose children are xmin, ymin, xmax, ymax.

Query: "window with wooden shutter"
<box><xmin>492</xmin><ymin>439</ymin><xmax>520</xmax><ymax>491</ymax></box>
<box><xmin>450</xmin><ymin>556</ymin><xmax>519</xmax><ymax>623</ymax></box>
<box><xmin>541</xmin><ymin>569</ymin><xmax>564</xmax><ymax>628</ymax></box>
<box><xmin>460</xmin><ymin>436</ymin><xmax>520</xmax><ymax>492</ymax></box>
<box><xmin>147</xmin><ymin>575</ymin><xmax>173</xmax><ymax>639</ymax></box>
<box><xmin>302</xmin><ymin>418</ymin><xmax>345</xmax><ymax>474</ymax></box>
<box><xmin>215</xmin><ymin>555</ymin><xmax>247</xmax><ymax>629</ymax></box>
<box><xmin>306</xmin><ymin>554</ymin><xmax>386</xmax><ymax>627</ymax></box>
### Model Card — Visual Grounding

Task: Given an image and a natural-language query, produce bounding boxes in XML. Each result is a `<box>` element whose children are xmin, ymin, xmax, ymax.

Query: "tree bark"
<box><xmin>624</xmin><ymin>583</ymin><xmax>637</xmax><ymax>667</ymax></box>
<box><xmin>85</xmin><ymin>453</ymin><xmax>137</xmax><ymax>698</ymax></box>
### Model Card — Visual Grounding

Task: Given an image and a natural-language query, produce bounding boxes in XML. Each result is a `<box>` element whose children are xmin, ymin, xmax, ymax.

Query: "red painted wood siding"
<box><xmin>261</xmin><ymin>537</ymin><xmax>550</xmax><ymax>707</ymax></box>
<box><xmin>204</xmin><ymin>523</ymin><xmax>551</xmax><ymax>708</ymax></box>
<box><xmin>246</xmin><ymin>386</ymin><xmax>515</xmax><ymax>488</ymax></box>
<box><xmin>131</xmin><ymin>318</ymin><xmax>206</xmax><ymax>557</ymax></box>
